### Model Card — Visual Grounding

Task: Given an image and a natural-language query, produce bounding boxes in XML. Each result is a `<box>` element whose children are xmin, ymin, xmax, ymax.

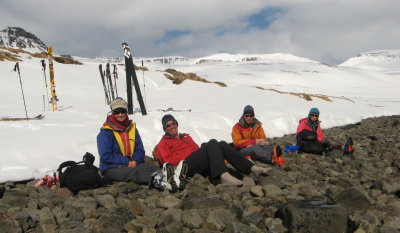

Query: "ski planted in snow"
<box><xmin>106</xmin><ymin>63</ymin><xmax>115</xmax><ymax>101</ymax></box>
<box><xmin>99</xmin><ymin>64</ymin><xmax>110</xmax><ymax>104</ymax></box>
<box><xmin>0</xmin><ymin>114</ymin><xmax>44</xmax><ymax>121</ymax></box>
<box><xmin>112</xmin><ymin>64</ymin><xmax>119</xmax><ymax>97</ymax></box>
<box><xmin>122</xmin><ymin>43</ymin><xmax>147</xmax><ymax>115</ymax></box>
<box><xmin>41</xmin><ymin>60</ymin><xmax>50</xmax><ymax>111</ymax></box>
<box><xmin>47</xmin><ymin>47</ymin><xmax>58</xmax><ymax>112</ymax></box>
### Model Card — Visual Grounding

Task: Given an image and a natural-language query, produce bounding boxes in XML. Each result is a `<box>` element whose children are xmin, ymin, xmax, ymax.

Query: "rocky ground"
<box><xmin>1</xmin><ymin>115</ymin><xmax>400</xmax><ymax>233</ymax></box>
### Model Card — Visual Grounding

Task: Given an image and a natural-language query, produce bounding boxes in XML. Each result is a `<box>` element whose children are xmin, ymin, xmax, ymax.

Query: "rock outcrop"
<box><xmin>0</xmin><ymin>115</ymin><xmax>399</xmax><ymax>232</ymax></box>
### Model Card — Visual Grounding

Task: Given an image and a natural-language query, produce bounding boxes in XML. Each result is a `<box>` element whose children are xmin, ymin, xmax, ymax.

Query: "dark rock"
<box><xmin>335</xmin><ymin>188</ymin><xmax>372</xmax><ymax>212</ymax></box>
<box><xmin>0</xmin><ymin>115</ymin><xmax>399</xmax><ymax>232</ymax></box>
<box><xmin>278</xmin><ymin>200</ymin><xmax>347</xmax><ymax>233</ymax></box>
<box><xmin>0</xmin><ymin>218</ymin><xmax>22</xmax><ymax>233</ymax></box>
<box><xmin>183</xmin><ymin>197</ymin><xmax>228</xmax><ymax>210</ymax></box>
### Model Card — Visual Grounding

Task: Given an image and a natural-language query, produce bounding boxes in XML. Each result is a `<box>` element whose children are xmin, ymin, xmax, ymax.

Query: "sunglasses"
<box><xmin>113</xmin><ymin>109</ymin><xmax>127</xmax><ymax>115</ymax></box>
<box><xmin>165</xmin><ymin>122</ymin><xmax>177</xmax><ymax>128</ymax></box>
<box><xmin>244</xmin><ymin>114</ymin><xmax>254</xmax><ymax>118</ymax></box>
<box><xmin>310</xmin><ymin>114</ymin><xmax>319</xmax><ymax>117</ymax></box>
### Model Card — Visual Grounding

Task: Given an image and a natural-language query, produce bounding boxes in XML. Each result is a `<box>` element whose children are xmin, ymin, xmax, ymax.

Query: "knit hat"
<box><xmin>308</xmin><ymin>107</ymin><xmax>320</xmax><ymax>117</ymax></box>
<box><xmin>110</xmin><ymin>97</ymin><xmax>128</xmax><ymax>111</ymax></box>
<box><xmin>162</xmin><ymin>114</ymin><xmax>178</xmax><ymax>131</ymax></box>
<box><xmin>243</xmin><ymin>105</ymin><xmax>255</xmax><ymax>116</ymax></box>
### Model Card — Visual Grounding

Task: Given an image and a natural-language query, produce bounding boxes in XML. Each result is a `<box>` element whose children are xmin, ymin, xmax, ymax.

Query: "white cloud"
<box><xmin>0</xmin><ymin>0</ymin><xmax>399</xmax><ymax>63</ymax></box>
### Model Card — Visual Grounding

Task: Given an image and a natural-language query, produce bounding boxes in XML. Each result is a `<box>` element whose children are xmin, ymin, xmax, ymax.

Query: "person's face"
<box><xmin>244</xmin><ymin>114</ymin><xmax>254</xmax><ymax>124</ymax></box>
<box><xmin>165</xmin><ymin>120</ymin><xmax>178</xmax><ymax>136</ymax></box>
<box><xmin>310</xmin><ymin>113</ymin><xmax>319</xmax><ymax>122</ymax></box>
<box><xmin>113</xmin><ymin>108</ymin><xmax>128</xmax><ymax>122</ymax></box>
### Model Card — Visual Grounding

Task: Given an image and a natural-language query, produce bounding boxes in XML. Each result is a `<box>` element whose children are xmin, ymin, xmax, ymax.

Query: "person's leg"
<box><xmin>241</xmin><ymin>145</ymin><xmax>275</xmax><ymax>163</ymax></box>
<box><xmin>104</xmin><ymin>162</ymin><xmax>158</xmax><ymax>184</ymax></box>
<box><xmin>219</xmin><ymin>141</ymin><xmax>254</xmax><ymax>174</ymax></box>
<box><xmin>219</xmin><ymin>141</ymin><xmax>272</xmax><ymax>177</ymax></box>
<box><xmin>185</xmin><ymin>139</ymin><xmax>228</xmax><ymax>179</ymax></box>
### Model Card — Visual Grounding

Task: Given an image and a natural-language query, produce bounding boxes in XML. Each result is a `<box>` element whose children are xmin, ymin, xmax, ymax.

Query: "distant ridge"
<box><xmin>0</xmin><ymin>26</ymin><xmax>47</xmax><ymax>53</ymax></box>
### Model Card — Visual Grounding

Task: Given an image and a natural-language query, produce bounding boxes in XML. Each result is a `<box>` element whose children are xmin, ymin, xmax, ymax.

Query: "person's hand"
<box><xmin>128</xmin><ymin>160</ymin><xmax>137</xmax><ymax>167</ymax></box>
<box><xmin>255</xmin><ymin>139</ymin><xmax>265</xmax><ymax>145</ymax></box>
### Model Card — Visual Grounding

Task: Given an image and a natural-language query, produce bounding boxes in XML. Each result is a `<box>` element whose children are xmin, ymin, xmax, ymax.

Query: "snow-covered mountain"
<box><xmin>0</xmin><ymin>47</ymin><xmax>400</xmax><ymax>182</ymax></box>
<box><xmin>0</xmin><ymin>26</ymin><xmax>47</xmax><ymax>53</ymax></box>
<box><xmin>340</xmin><ymin>49</ymin><xmax>400</xmax><ymax>77</ymax></box>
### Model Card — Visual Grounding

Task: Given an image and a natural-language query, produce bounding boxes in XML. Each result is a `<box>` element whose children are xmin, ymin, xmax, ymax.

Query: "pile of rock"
<box><xmin>1</xmin><ymin>115</ymin><xmax>399</xmax><ymax>233</ymax></box>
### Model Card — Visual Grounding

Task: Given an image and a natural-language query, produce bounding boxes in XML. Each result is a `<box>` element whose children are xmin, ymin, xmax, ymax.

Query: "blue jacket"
<box><xmin>97</xmin><ymin>126</ymin><xmax>145</xmax><ymax>172</ymax></box>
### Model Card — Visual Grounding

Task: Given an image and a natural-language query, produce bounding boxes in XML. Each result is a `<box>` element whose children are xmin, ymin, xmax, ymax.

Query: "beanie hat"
<box><xmin>162</xmin><ymin>114</ymin><xmax>178</xmax><ymax>131</ymax></box>
<box><xmin>243</xmin><ymin>105</ymin><xmax>255</xmax><ymax>116</ymax></box>
<box><xmin>110</xmin><ymin>97</ymin><xmax>128</xmax><ymax>111</ymax></box>
<box><xmin>308</xmin><ymin>107</ymin><xmax>320</xmax><ymax>117</ymax></box>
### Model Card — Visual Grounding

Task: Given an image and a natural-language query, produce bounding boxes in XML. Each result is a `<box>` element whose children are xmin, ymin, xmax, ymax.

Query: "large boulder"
<box><xmin>278</xmin><ymin>200</ymin><xmax>348</xmax><ymax>233</ymax></box>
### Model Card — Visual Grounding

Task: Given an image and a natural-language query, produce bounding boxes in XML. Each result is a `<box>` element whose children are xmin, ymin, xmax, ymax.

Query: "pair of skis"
<box><xmin>99</xmin><ymin>63</ymin><xmax>118</xmax><ymax>104</ymax></box>
<box><xmin>122</xmin><ymin>43</ymin><xmax>147</xmax><ymax>115</ymax></box>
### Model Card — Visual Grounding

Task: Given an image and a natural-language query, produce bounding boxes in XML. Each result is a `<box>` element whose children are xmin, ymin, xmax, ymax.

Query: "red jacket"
<box><xmin>296</xmin><ymin>118</ymin><xmax>324</xmax><ymax>142</ymax></box>
<box><xmin>155</xmin><ymin>133</ymin><xmax>199</xmax><ymax>166</ymax></box>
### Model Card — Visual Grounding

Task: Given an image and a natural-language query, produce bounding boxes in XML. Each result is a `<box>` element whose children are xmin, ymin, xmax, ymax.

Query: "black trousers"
<box><xmin>185</xmin><ymin>139</ymin><xmax>254</xmax><ymax>179</ymax></box>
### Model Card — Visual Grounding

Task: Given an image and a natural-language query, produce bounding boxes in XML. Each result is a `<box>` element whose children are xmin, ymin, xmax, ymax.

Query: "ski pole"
<box><xmin>142</xmin><ymin>60</ymin><xmax>147</xmax><ymax>107</ymax></box>
<box><xmin>113</xmin><ymin>64</ymin><xmax>118</xmax><ymax>97</ymax></box>
<box><xmin>41</xmin><ymin>60</ymin><xmax>50</xmax><ymax>111</ymax></box>
<box><xmin>12</xmin><ymin>62</ymin><xmax>29</xmax><ymax>120</ymax></box>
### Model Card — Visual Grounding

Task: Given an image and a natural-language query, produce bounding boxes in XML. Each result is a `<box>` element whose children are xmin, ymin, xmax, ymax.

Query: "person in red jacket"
<box><xmin>232</xmin><ymin>105</ymin><xmax>283</xmax><ymax>165</ymax></box>
<box><xmin>296</xmin><ymin>107</ymin><xmax>354</xmax><ymax>155</ymax></box>
<box><xmin>155</xmin><ymin>114</ymin><xmax>272</xmax><ymax>187</ymax></box>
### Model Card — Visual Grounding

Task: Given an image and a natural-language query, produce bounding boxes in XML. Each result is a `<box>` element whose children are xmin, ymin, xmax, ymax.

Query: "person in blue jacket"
<box><xmin>97</xmin><ymin>97</ymin><xmax>185</xmax><ymax>191</ymax></box>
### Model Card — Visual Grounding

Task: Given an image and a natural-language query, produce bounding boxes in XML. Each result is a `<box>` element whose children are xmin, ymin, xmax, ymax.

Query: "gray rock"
<box><xmin>335</xmin><ymin>188</ymin><xmax>372</xmax><ymax>212</ymax></box>
<box><xmin>0</xmin><ymin>219</ymin><xmax>22</xmax><ymax>233</ymax></box>
<box><xmin>263</xmin><ymin>184</ymin><xmax>287</xmax><ymax>202</ymax></box>
<box><xmin>206</xmin><ymin>208</ymin><xmax>236</xmax><ymax>231</ymax></box>
<box><xmin>38</xmin><ymin>207</ymin><xmax>57</xmax><ymax>232</ymax></box>
<box><xmin>124</xmin><ymin>216</ymin><xmax>157</xmax><ymax>233</ymax></box>
<box><xmin>157</xmin><ymin>195</ymin><xmax>183</xmax><ymax>209</ymax></box>
<box><xmin>279</xmin><ymin>200</ymin><xmax>347</xmax><ymax>233</ymax></box>
<box><xmin>182</xmin><ymin>209</ymin><xmax>206</xmax><ymax>229</ymax></box>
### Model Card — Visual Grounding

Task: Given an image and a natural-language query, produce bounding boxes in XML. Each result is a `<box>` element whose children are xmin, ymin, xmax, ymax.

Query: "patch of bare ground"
<box><xmin>255</xmin><ymin>86</ymin><xmax>354</xmax><ymax>102</ymax></box>
<box><xmin>54</xmin><ymin>56</ymin><xmax>83</xmax><ymax>65</ymax></box>
<box><xmin>135</xmin><ymin>66</ymin><xmax>148</xmax><ymax>71</ymax></box>
<box><xmin>0</xmin><ymin>46</ymin><xmax>82</xmax><ymax>64</ymax></box>
<box><xmin>163</xmin><ymin>68</ymin><xmax>227</xmax><ymax>87</ymax></box>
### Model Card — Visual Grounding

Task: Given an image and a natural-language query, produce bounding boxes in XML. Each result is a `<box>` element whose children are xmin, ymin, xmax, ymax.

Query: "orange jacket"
<box><xmin>232</xmin><ymin>119</ymin><xmax>267</xmax><ymax>149</ymax></box>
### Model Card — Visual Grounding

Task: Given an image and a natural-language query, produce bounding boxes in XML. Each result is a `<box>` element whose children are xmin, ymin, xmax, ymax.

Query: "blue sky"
<box><xmin>1</xmin><ymin>0</ymin><xmax>399</xmax><ymax>64</ymax></box>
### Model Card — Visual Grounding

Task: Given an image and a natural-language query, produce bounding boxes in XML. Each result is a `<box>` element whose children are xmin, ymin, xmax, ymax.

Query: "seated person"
<box><xmin>155</xmin><ymin>114</ymin><xmax>272</xmax><ymax>187</ymax></box>
<box><xmin>296</xmin><ymin>107</ymin><xmax>354</xmax><ymax>155</ymax></box>
<box><xmin>232</xmin><ymin>105</ymin><xmax>283</xmax><ymax>165</ymax></box>
<box><xmin>97</xmin><ymin>98</ymin><xmax>179</xmax><ymax>191</ymax></box>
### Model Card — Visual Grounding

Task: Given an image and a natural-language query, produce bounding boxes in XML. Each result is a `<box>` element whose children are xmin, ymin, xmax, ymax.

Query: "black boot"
<box><xmin>343</xmin><ymin>138</ymin><xmax>354</xmax><ymax>155</ymax></box>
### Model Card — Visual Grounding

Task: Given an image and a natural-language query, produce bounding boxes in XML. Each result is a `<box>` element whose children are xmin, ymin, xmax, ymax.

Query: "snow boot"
<box><xmin>343</xmin><ymin>138</ymin><xmax>354</xmax><ymax>155</ymax></box>
<box><xmin>174</xmin><ymin>160</ymin><xmax>188</xmax><ymax>191</ymax></box>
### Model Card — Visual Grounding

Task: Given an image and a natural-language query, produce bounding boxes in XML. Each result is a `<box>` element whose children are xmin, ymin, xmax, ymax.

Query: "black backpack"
<box><xmin>57</xmin><ymin>152</ymin><xmax>102</xmax><ymax>194</ymax></box>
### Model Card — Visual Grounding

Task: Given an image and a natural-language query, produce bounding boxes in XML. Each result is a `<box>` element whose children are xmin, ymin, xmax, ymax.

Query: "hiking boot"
<box><xmin>149</xmin><ymin>170</ymin><xmax>164</xmax><ymax>190</ymax></box>
<box><xmin>343</xmin><ymin>137</ymin><xmax>354</xmax><ymax>155</ymax></box>
<box><xmin>174</xmin><ymin>160</ymin><xmax>188</xmax><ymax>191</ymax></box>
<box><xmin>271</xmin><ymin>145</ymin><xmax>283</xmax><ymax>166</ymax></box>
<box><xmin>162</xmin><ymin>162</ymin><xmax>178</xmax><ymax>192</ymax></box>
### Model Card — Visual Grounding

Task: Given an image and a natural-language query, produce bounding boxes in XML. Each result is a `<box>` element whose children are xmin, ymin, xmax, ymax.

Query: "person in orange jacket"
<box><xmin>232</xmin><ymin>105</ymin><xmax>283</xmax><ymax>165</ymax></box>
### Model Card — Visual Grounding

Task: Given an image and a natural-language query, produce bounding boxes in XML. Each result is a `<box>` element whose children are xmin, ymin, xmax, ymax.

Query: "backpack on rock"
<box><xmin>57</xmin><ymin>152</ymin><xmax>102</xmax><ymax>194</ymax></box>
